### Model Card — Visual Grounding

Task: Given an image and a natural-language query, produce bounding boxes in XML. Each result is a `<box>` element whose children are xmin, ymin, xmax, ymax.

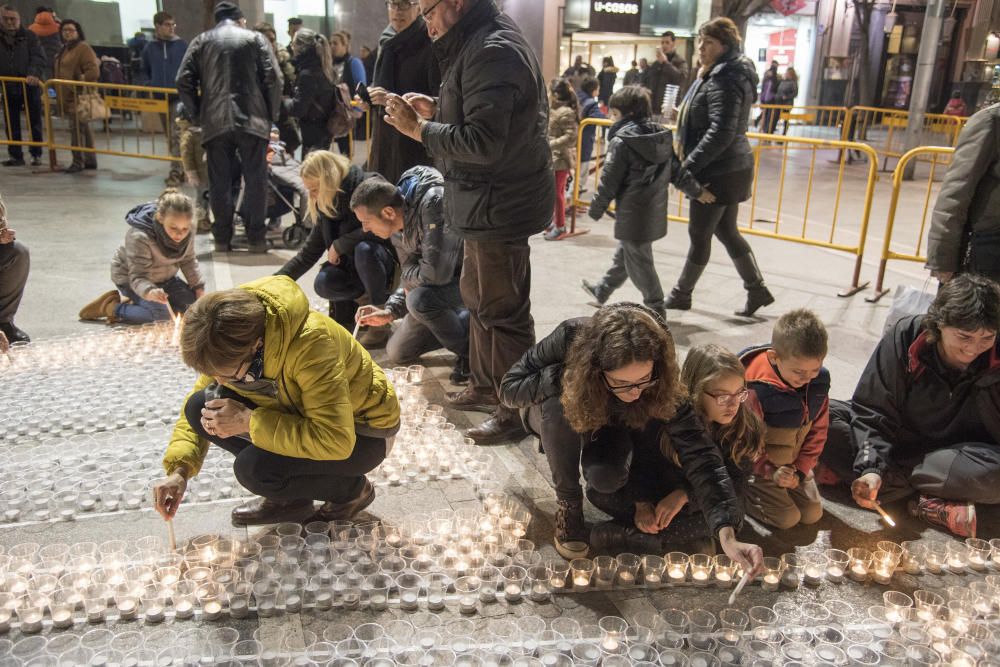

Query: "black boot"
<box><xmin>732</xmin><ymin>252</ymin><xmax>774</xmax><ymax>317</ymax></box>
<box><xmin>450</xmin><ymin>356</ymin><xmax>471</xmax><ymax>385</ymax></box>
<box><xmin>554</xmin><ymin>499</ymin><xmax>589</xmax><ymax>559</ymax></box>
<box><xmin>665</xmin><ymin>262</ymin><xmax>707</xmax><ymax>310</ymax></box>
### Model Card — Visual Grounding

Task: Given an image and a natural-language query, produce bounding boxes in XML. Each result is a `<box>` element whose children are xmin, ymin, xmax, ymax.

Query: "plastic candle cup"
<box><xmin>713</xmin><ymin>555</ymin><xmax>736</xmax><ymax>588</ymax></box>
<box><xmin>615</xmin><ymin>554</ymin><xmax>640</xmax><ymax>588</ymax></box>
<box><xmin>899</xmin><ymin>541</ymin><xmax>924</xmax><ymax>575</ymax></box>
<box><xmin>641</xmin><ymin>555</ymin><xmax>666</xmax><ymax>588</ymax></box>
<box><xmin>252</xmin><ymin>580</ymin><xmax>280</xmax><ymax>618</ymax></box>
<box><xmin>395</xmin><ymin>572</ymin><xmax>423</xmax><ymax>611</ymax></box>
<box><xmin>454</xmin><ymin>576</ymin><xmax>481</xmax><ymax>614</ymax></box>
<box><xmin>593</xmin><ymin>556</ymin><xmax>616</xmax><ymax>590</ymax></box>
<box><xmin>760</xmin><ymin>557</ymin><xmax>782</xmax><ymax>591</ymax></box>
<box><xmin>824</xmin><ymin>549</ymin><xmax>850</xmax><ymax>582</ymax></box>
<box><xmin>690</xmin><ymin>554</ymin><xmax>712</xmax><ymax>587</ymax></box>
<box><xmin>779</xmin><ymin>553</ymin><xmax>803</xmax><ymax>588</ymax></box>
<box><xmin>914</xmin><ymin>589</ymin><xmax>945</xmax><ymax>622</ymax></box>
<box><xmin>228</xmin><ymin>582</ymin><xmax>252</xmax><ymax>619</ymax></box>
<box><xmin>15</xmin><ymin>594</ymin><xmax>46</xmax><ymax>633</ymax></box>
<box><xmin>966</xmin><ymin>538</ymin><xmax>991</xmax><ymax>572</ymax></box>
<box><xmin>501</xmin><ymin>565</ymin><xmax>527</xmax><ymax>603</ymax></box>
<box><xmin>598</xmin><ymin>616</ymin><xmax>627</xmax><ymax>655</ymax></box>
<box><xmin>847</xmin><ymin>548</ymin><xmax>873</xmax><ymax>582</ymax></box>
<box><xmin>924</xmin><ymin>542</ymin><xmax>947</xmax><ymax>574</ymax></box>
<box><xmin>548</xmin><ymin>560</ymin><xmax>569</xmax><ymax>592</ymax></box>
<box><xmin>803</xmin><ymin>552</ymin><xmax>828</xmax><ymax>586</ymax></box>
<box><xmin>477</xmin><ymin>566</ymin><xmax>499</xmax><ymax>603</ymax></box>
<box><xmin>947</xmin><ymin>542</ymin><xmax>969</xmax><ymax>573</ymax></box>
<box><xmin>426</xmin><ymin>573</ymin><xmax>449</xmax><ymax>611</ymax></box>
<box><xmin>141</xmin><ymin>585</ymin><xmax>166</xmax><ymax>623</ymax></box>
<box><xmin>527</xmin><ymin>565</ymin><xmax>551</xmax><ymax>602</ymax></box>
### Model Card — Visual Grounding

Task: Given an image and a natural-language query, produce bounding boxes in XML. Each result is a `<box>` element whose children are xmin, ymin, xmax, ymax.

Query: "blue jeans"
<box><xmin>386</xmin><ymin>282</ymin><xmax>469</xmax><ymax>364</ymax></box>
<box><xmin>115</xmin><ymin>276</ymin><xmax>197</xmax><ymax>324</ymax></box>
<box><xmin>313</xmin><ymin>240</ymin><xmax>396</xmax><ymax>305</ymax></box>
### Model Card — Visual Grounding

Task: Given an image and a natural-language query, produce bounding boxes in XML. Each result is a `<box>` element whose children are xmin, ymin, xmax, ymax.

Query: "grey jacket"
<box><xmin>175</xmin><ymin>19</ymin><xmax>282</xmax><ymax>144</ymax></box>
<box><xmin>385</xmin><ymin>167</ymin><xmax>463</xmax><ymax>319</ymax></box>
<box><xmin>926</xmin><ymin>104</ymin><xmax>1000</xmax><ymax>274</ymax></box>
<box><xmin>111</xmin><ymin>227</ymin><xmax>204</xmax><ymax>298</ymax></box>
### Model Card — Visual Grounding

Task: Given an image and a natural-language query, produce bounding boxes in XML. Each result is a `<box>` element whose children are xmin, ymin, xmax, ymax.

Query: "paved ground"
<box><xmin>0</xmin><ymin>146</ymin><xmax>992</xmax><ymax>662</ymax></box>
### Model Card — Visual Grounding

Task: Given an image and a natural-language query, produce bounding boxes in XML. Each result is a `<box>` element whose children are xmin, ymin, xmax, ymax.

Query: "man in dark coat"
<box><xmin>176</xmin><ymin>1</ymin><xmax>282</xmax><ymax>253</ymax></box>
<box><xmin>385</xmin><ymin>0</ymin><xmax>554</xmax><ymax>444</ymax></box>
<box><xmin>645</xmin><ymin>31</ymin><xmax>688</xmax><ymax>116</ymax></box>
<box><xmin>366</xmin><ymin>0</ymin><xmax>440</xmax><ymax>184</ymax></box>
<box><xmin>0</xmin><ymin>4</ymin><xmax>46</xmax><ymax>167</ymax></box>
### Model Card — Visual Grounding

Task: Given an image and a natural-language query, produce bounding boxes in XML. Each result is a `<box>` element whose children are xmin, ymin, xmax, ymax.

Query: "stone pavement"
<box><xmin>0</xmin><ymin>149</ymin><xmax>991</xmax><ymax>662</ymax></box>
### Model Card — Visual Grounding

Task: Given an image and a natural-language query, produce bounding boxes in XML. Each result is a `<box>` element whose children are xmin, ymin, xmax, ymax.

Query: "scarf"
<box><xmin>125</xmin><ymin>202</ymin><xmax>191</xmax><ymax>260</ymax></box>
<box><xmin>371</xmin><ymin>16</ymin><xmax>428</xmax><ymax>94</ymax></box>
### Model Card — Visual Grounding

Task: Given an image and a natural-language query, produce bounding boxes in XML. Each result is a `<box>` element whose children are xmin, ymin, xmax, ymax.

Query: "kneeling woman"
<box><xmin>80</xmin><ymin>189</ymin><xmax>204</xmax><ymax>324</ymax></box>
<box><xmin>500</xmin><ymin>304</ymin><xmax>763</xmax><ymax>572</ymax></box>
<box><xmin>152</xmin><ymin>275</ymin><xmax>401</xmax><ymax>526</ymax></box>
<box><xmin>586</xmin><ymin>343</ymin><xmax>764</xmax><ymax>553</ymax></box>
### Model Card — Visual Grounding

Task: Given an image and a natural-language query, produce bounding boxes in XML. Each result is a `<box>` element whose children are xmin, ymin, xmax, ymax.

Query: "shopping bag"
<box><xmin>884</xmin><ymin>284</ymin><xmax>936</xmax><ymax>333</ymax></box>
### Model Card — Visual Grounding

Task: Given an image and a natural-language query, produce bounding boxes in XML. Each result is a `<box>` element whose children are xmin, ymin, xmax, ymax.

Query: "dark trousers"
<box><xmin>0</xmin><ymin>241</ymin><xmax>29</xmax><ymax>324</ymax></box>
<box><xmin>822</xmin><ymin>399</ymin><xmax>1000</xmax><ymax>504</ymax></box>
<box><xmin>461</xmin><ymin>238</ymin><xmax>535</xmax><ymax>397</ymax></box>
<box><xmin>525</xmin><ymin>396</ymin><xmax>586</xmax><ymax>502</ymax></box>
<box><xmin>385</xmin><ymin>282</ymin><xmax>469</xmax><ymax>365</ymax></box>
<box><xmin>206</xmin><ymin>132</ymin><xmax>268</xmax><ymax>245</ymax></box>
<box><xmin>185</xmin><ymin>386</ymin><xmax>388</xmax><ymax>503</ymax></box>
<box><xmin>596</xmin><ymin>240</ymin><xmax>664</xmax><ymax>311</ymax></box>
<box><xmin>314</xmin><ymin>241</ymin><xmax>396</xmax><ymax>330</ymax></box>
<box><xmin>686</xmin><ymin>200</ymin><xmax>752</xmax><ymax>266</ymax></box>
<box><xmin>3</xmin><ymin>82</ymin><xmax>43</xmax><ymax>160</ymax></box>
<box><xmin>114</xmin><ymin>276</ymin><xmax>197</xmax><ymax>324</ymax></box>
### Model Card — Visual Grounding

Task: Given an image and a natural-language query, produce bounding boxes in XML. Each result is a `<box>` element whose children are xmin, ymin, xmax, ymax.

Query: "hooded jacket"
<box><xmin>164</xmin><ymin>276</ymin><xmax>401</xmax><ymax>476</ymax></box>
<box><xmin>500</xmin><ymin>317</ymin><xmax>742</xmax><ymax>537</ymax></box>
<box><xmin>0</xmin><ymin>25</ymin><xmax>45</xmax><ymax>79</ymax></box>
<box><xmin>740</xmin><ymin>345</ymin><xmax>830</xmax><ymax>479</ymax></box>
<box><xmin>588</xmin><ymin>119</ymin><xmax>703</xmax><ymax>242</ymax></box>
<box><xmin>548</xmin><ymin>105</ymin><xmax>578</xmax><ymax>172</ymax></box>
<box><xmin>110</xmin><ymin>202</ymin><xmax>204</xmax><ymax>298</ymax></box>
<box><xmin>287</xmin><ymin>49</ymin><xmax>335</xmax><ymax>147</ymax></box>
<box><xmin>677</xmin><ymin>51</ymin><xmax>758</xmax><ymax>184</ymax></box>
<box><xmin>421</xmin><ymin>0</ymin><xmax>554</xmax><ymax>241</ymax></box>
<box><xmin>385</xmin><ymin>166</ymin><xmax>463</xmax><ymax>319</ymax></box>
<box><xmin>175</xmin><ymin>19</ymin><xmax>282</xmax><ymax>144</ymax></box>
<box><xmin>849</xmin><ymin>315</ymin><xmax>1000</xmax><ymax>478</ymax></box>
<box><xmin>141</xmin><ymin>36</ymin><xmax>188</xmax><ymax>89</ymax></box>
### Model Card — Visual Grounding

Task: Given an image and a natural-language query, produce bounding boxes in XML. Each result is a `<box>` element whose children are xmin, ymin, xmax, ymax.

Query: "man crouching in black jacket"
<box><xmin>351</xmin><ymin>167</ymin><xmax>470</xmax><ymax>385</ymax></box>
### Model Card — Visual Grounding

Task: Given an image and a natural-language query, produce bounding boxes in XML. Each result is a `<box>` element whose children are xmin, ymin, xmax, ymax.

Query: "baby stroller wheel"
<box><xmin>283</xmin><ymin>224</ymin><xmax>309</xmax><ymax>249</ymax></box>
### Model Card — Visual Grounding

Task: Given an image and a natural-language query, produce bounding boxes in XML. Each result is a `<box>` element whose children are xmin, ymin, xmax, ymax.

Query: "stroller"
<box><xmin>234</xmin><ymin>141</ymin><xmax>312</xmax><ymax>249</ymax></box>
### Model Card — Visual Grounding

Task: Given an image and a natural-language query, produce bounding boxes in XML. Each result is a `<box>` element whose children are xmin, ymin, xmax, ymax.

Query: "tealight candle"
<box><xmin>51</xmin><ymin>608</ymin><xmax>74</xmax><ymax>628</ymax></box>
<box><xmin>20</xmin><ymin>610</ymin><xmax>43</xmax><ymax>633</ymax></box>
<box><xmin>202</xmin><ymin>600</ymin><xmax>222</xmax><ymax>620</ymax></box>
<box><xmin>229</xmin><ymin>599</ymin><xmax>249</xmax><ymax>618</ymax></box>
<box><xmin>617</xmin><ymin>571</ymin><xmax>635</xmax><ymax>587</ymax></box>
<box><xmin>762</xmin><ymin>573</ymin><xmax>780</xmax><ymax>591</ymax></box>
<box><xmin>644</xmin><ymin>573</ymin><xmax>661</xmax><ymax>586</ymax></box>
<box><xmin>691</xmin><ymin>570</ymin><xmax>709</xmax><ymax>585</ymax></box>
<box><xmin>144</xmin><ymin>605</ymin><xmax>165</xmax><ymax>623</ymax></box>
<box><xmin>573</xmin><ymin>575</ymin><xmax>589</xmax><ymax>589</ymax></box>
<box><xmin>174</xmin><ymin>599</ymin><xmax>194</xmax><ymax>619</ymax></box>
<box><xmin>804</xmin><ymin>566</ymin><xmax>823</xmax><ymax>586</ymax></box>
<box><xmin>400</xmin><ymin>591</ymin><xmax>419</xmax><ymax>611</ymax></box>
<box><xmin>504</xmin><ymin>583</ymin><xmax>522</xmax><ymax>602</ymax></box>
<box><xmin>667</xmin><ymin>566</ymin><xmax>685</xmax><ymax>582</ymax></box>
<box><xmin>285</xmin><ymin>593</ymin><xmax>302</xmax><ymax>613</ymax></box>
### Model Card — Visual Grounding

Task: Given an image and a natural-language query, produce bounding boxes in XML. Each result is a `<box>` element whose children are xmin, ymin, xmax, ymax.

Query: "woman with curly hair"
<box><xmin>500</xmin><ymin>304</ymin><xmax>762</xmax><ymax>570</ymax></box>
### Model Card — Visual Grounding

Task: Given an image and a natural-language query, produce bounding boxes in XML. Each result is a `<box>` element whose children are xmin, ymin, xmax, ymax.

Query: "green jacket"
<box><xmin>163</xmin><ymin>276</ymin><xmax>400</xmax><ymax>476</ymax></box>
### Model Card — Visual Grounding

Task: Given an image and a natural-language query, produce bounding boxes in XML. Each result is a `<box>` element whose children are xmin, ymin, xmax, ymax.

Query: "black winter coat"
<box><xmin>646</xmin><ymin>51</ymin><xmax>689</xmax><ymax>111</ymax></box>
<box><xmin>288</xmin><ymin>50</ymin><xmax>335</xmax><ymax>151</ymax></box>
<box><xmin>175</xmin><ymin>19</ymin><xmax>282</xmax><ymax>144</ymax></box>
<box><xmin>385</xmin><ymin>166</ymin><xmax>463</xmax><ymax>319</ymax></box>
<box><xmin>422</xmin><ymin>0</ymin><xmax>554</xmax><ymax>241</ymax></box>
<box><xmin>849</xmin><ymin>315</ymin><xmax>1000</xmax><ymax>478</ymax></box>
<box><xmin>275</xmin><ymin>166</ymin><xmax>390</xmax><ymax>280</ymax></box>
<box><xmin>499</xmin><ymin>317</ymin><xmax>743</xmax><ymax>537</ymax></box>
<box><xmin>0</xmin><ymin>26</ymin><xmax>45</xmax><ymax>78</ymax></box>
<box><xmin>677</xmin><ymin>51</ymin><xmax>758</xmax><ymax>203</ymax></box>
<box><xmin>589</xmin><ymin>119</ymin><xmax>703</xmax><ymax>242</ymax></box>
<box><xmin>369</xmin><ymin>17</ymin><xmax>440</xmax><ymax>185</ymax></box>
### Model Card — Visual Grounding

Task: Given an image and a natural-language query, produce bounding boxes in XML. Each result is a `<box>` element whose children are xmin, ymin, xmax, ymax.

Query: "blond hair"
<box><xmin>156</xmin><ymin>187</ymin><xmax>194</xmax><ymax>220</ymax></box>
<box><xmin>300</xmin><ymin>150</ymin><xmax>352</xmax><ymax>222</ymax></box>
<box><xmin>180</xmin><ymin>289</ymin><xmax>266</xmax><ymax>377</ymax></box>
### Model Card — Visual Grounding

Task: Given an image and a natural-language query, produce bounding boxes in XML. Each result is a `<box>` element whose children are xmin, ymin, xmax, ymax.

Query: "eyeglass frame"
<box><xmin>386</xmin><ymin>0</ymin><xmax>419</xmax><ymax>9</ymax></box>
<box><xmin>704</xmin><ymin>388</ymin><xmax>750</xmax><ymax>407</ymax></box>
<box><xmin>421</xmin><ymin>0</ymin><xmax>446</xmax><ymax>19</ymax></box>
<box><xmin>602</xmin><ymin>372</ymin><xmax>658</xmax><ymax>395</ymax></box>
<box><xmin>215</xmin><ymin>344</ymin><xmax>260</xmax><ymax>383</ymax></box>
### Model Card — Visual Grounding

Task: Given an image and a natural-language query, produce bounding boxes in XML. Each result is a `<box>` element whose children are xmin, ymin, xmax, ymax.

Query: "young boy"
<box><xmin>577</xmin><ymin>76</ymin><xmax>606</xmax><ymax>196</ymax></box>
<box><xmin>581</xmin><ymin>86</ymin><xmax>709</xmax><ymax>320</ymax></box>
<box><xmin>740</xmin><ymin>309</ymin><xmax>830</xmax><ymax>530</ymax></box>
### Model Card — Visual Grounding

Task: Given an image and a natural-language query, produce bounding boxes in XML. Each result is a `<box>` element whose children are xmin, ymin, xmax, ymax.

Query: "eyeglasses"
<box><xmin>386</xmin><ymin>0</ymin><xmax>418</xmax><ymax>9</ymax></box>
<box><xmin>705</xmin><ymin>389</ymin><xmax>750</xmax><ymax>407</ymax></box>
<box><xmin>216</xmin><ymin>353</ymin><xmax>255</xmax><ymax>383</ymax></box>
<box><xmin>603</xmin><ymin>373</ymin><xmax>658</xmax><ymax>395</ymax></box>
<box><xmin>421</xmin><ymin>0</ymin><xmax>445</xmax><ymax>19</ymax></box>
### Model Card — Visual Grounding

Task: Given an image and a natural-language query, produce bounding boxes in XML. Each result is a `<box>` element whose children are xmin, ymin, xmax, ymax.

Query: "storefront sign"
<box><xmin>770</xmin><ymin>0</ymin><xmax>807</xmax><ymax>15</ymax></box>
<box><xmin>590</xmin><ymin>0</ymin><xmax>642</xmax><ymax>34</ymax></box>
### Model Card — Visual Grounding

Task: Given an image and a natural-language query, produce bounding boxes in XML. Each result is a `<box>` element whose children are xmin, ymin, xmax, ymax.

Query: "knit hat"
<box><xmin>214</xmin><ymin>2</ymin><xmax>244</xmax><ymax>22</ymax></box>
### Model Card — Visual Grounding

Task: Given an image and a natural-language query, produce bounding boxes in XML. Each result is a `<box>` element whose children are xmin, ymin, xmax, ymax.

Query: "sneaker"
<box><xmin>910</xmin><ymin>495</ymin><xmax>976</xmax><ymax>538</ymax></box>
<box><xmin>580</xmin><ymin>279</ymin><xmax>606</xmax><ymax>308</ymax></box>
<box><xmin>544</xmin><ymin>226</ymin><xmax>567</xmax><ymax>241</ymax></box>
<box><xmin>29</xmin><ymin>157</ymin><xmax>42</xmax><ymax>167</ymax></box>
<box><xmin>1</xmin><ymin>158</ymin><xmax>25</xmax><ymax>167</ymax></box>
<box><xmin>554</xmin><ymin>499</ymin><xmax>589</xmax><ymax>559</ymax></box>
<box><xmin>813</xmin><ymin>462</ymin><xmax>842</xmax><ymax>486</ymax></box>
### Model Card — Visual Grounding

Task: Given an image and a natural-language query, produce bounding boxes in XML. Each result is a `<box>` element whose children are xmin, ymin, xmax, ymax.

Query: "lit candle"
<box><xmin>573</xmin><ymin>575</ymin><xmax>590</xmax><ymax>589</ymax></box>
<box><xmin>601</xmin><ymin>637</ymin><xmax>620</xmax><ymax>652</ymax></box>
<box><xmin>644</xmin><ymin>573</ymin><xmax>661</xmax><ymax>586</ymax></box>
<box><xmin>849</xmin><ymin>563</ymin><xmax>869</xmax><ymax>581</ymax></box>
<box><xmin>947</xmin><ymin>556</ymin><xmax>966</xmax><ymax>574</ymax></box>
<box><xmin>530</xmin><ymin>583</ymin><xmax>548</xmax><ymax>602</ymax></box>
<box><xmin>174</xmin><ymin>599</ymin><xmax>194</xmax><ymax>619</ymax></box>
<box><xmin>803</xmin><ymin>566</ymin><xmax>823</xmax><ymax>586</ymax></box>
<box><xmin>968</xmin><ymin>553</ymin><xmax>987</xmax><ymax>572</ymax></box>
<box><xmin>504</xmin><ymin>583</ymin><xmax>522</xmax><ymax>602</ymax></box>
<box><xmin>202</xmin><ymin>601</ymin><xmax>222</xmax><ymax>620</ymax></box>
<box><xmin>714</xmin><ymin>571</ymin><xmax>732</xmax><ymax>588</ymax></box>
<box><xmin>617</xmin><ymin>571</ymin><xmax>635</xmax><ymax>587</ymax></box>
<box><xmin>925</xmin><ymin>554</ymin><xmax>943</xmax><ymax>574</ymax></box>
<box><xmin>872</xmin><ymin>567</ymin><xmax>892</xmax><ymax>585</ymax></box>
<box><xmin>459</xmin><ymin>595</ymin><xmax>477</xmax><ymax>614</ymax></box>
<box><xmin>550</xmin><ymin>576</ymin><xmax>566</xmax><ymax>591</ymax></box>
<box><xmin>667</xmin><ymin>566</ymin><xmax>685</xmax><ymax>582</ymax></box>
<box><xmin>826</xmin><ymin>565</ymin><xmax>844</xmax><ymax>582</ymax></box>
<box><xmin>691</xmin><ymin>570</ymin><xmax>709</xmax><ymax>586</ymax></box>
<box><xmin>761</xmin><ymin>573</ymin><xmax>779</xmax><ymax>591</ymax></box>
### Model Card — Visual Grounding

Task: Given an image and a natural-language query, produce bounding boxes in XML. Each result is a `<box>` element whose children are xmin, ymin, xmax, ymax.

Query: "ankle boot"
<box><xmin>665</xmin><ymin>262</ymin><xmax>707</xmax><ymax>310</ymax></box>
<box><xmin>79</xmin><ymin>290</ymin><xmax>121</xmax><ymax>321</ymax></box>
<box><xmin>732</xmin><ymin>252</ymin><xmax>775</xmax><ymax>317</ymax></box>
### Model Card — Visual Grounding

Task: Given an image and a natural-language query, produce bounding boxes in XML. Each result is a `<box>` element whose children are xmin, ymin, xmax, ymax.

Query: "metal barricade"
<box><xmin>0</xmin><ymin>75</ymin><xmax>51</xmax><ymax>161</ymax></box>
<box><xmin>867</xmin><ymin>145</ymin><xmax>955</xmax><ymax>302</ymax></box>
<box><xmin>570</xmin><ymin>118</ymin><xmax>880</xmax><ymax>296</ymax></box>
<box><xmin>843</xmin><ymin>106</ymin><xmax>965</xmax><ymax>168</ymax></box>
<box><xmin>752</xmin><ymin>104</ymin><xmax>848</xmax><ymax>140</ymax></box>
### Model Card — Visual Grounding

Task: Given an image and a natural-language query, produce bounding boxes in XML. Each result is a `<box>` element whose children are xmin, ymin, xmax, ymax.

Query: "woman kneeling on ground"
<box><xmin>500</xmin><ymin>303</ymin><xmax>763</xmax><ymax>573</ymax></box>
<box><xmin>151</xmin><ymin>275</ymin><xmax>401</xmax><ymax>526</ymax></box>
<box><xmin>586</xmin><ymin>343</ymin><xmax>764</xmax><ymax>554</ymax></box>
<box><xmin>80</xmin><ymin>189</ymin><xmax>204</xmax><ymax>325</ymax></box>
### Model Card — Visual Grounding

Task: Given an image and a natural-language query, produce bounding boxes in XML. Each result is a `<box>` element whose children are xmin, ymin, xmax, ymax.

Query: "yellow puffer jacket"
<box><xmin>163</xmin><ymin>275</ymin><xmax>400</xmax><ymax>476</ymax></box>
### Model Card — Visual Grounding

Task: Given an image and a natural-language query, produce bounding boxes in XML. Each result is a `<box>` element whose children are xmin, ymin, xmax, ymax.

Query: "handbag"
<box><xmin>884</xmin><ymin>283</ymin><xmax>936</xmax><ymax>333</ymax></box>
<box><xmin>75</xmin><ymin>91</ymin><xmax>109</xmax><ymax>123</ymax></box>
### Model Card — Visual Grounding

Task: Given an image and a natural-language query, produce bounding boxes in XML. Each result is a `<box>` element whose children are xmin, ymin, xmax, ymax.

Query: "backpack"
<box><xmin>327</xmin><ymin>83</ymin><xmax>354</xmax><ymax>139</ymax></box>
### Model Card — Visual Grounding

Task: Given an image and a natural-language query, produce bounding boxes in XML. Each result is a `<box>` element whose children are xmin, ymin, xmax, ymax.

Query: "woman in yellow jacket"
<box><xmin>152</xmin><ymin>275</ymin><xmax>401</xmax><ymax>526</ymax></box>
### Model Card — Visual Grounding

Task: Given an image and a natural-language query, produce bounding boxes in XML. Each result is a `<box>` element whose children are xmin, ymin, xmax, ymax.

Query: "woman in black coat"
<box><xmin>666</xmin><ymin>18</ymin><xmax>775</xmax><ymax>318</ymax></box>
<box><xmin>288</xmin><ymin>29</ymin><xmax>335</xmax><ymax>157</ymax></box>
<box><xmin>365</xmin><ymin>2</ymin><xmax>441</xmax><ymax>184</ymax></box>
<box><xmin>499</xmin><ymin>303</ymin><xmax>763</xmax><ymax>571</ymax></box>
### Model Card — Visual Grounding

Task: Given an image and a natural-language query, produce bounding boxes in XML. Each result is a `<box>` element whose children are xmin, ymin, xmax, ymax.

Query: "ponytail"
<box><xmin>156</xmin><ymin>188</ymin><xmax>194</xmax><ymax>220</ymax></box>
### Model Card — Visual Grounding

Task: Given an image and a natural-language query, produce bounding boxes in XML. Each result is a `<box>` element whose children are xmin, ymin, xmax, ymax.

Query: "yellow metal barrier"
<box><xmin>0</xmin><ymin>76</ymin><xmax>50</xmax><ymax>160</ymax></box>
<box><xmin>752</xmin><ymin>104</ymin><xmax>848</xmax><ymax>140</ymax></box>
<box><xmin>571</xmin><ymin>117</ymin><xmax>879</xmax><ymax>295</ymax></box>
<box><xmin>843</xmin><ymin>106</ymin><xmax>965</xmax><ymax>167</ymax></box>
<box><xmin>867</xmin><ymin>145</ymin><xmax>955</xmax><ymax>302</ymax></box>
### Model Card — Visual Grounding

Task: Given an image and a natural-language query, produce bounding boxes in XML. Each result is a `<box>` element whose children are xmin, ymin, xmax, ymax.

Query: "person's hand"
<box><xmin>186</xmin><ymin>171</ymin><xmax>201</xmax><ymax>188</ymax></box>
<box><xmin>194</xmin><ymin>287</ymin><xmax>205</xmax><ymax>299</ymax></box>
<box><xmin>634</xmin><ymin>502</ymin><xmax>659</xmax><ymax>534</ymax></box>
<box><xmin>851</xmin><ymin>472</ymin><xmax>882</xmax><ymax>509</ymax></box>
<box><xmin>0</xmin><ymin>330</ymin><xmax>9</xmax><ymax>354</ymax></box>
<box><xmin>718</xmin><ymin>526</ymin><xmax>764</xmax><ymax>577</ymax></box>
<box><xmin>773</xmin><ymin>465</ymin><xmax>799</xmax><ymax>489</ymax></box>
<box><xmin>201</xmin><ymin>398</ymin><xmax>252</xmax><ymax>439</ymax></box>
<box><xmin>327</xmin><ymin>245</ymin><xmax>340</xmax><ymax>265</ymax></box>
<box><xmin>654</xmin><ymin>489</ymin><xmax>688</xmax><ymax>530</ymax></box>
<box><xmin>357</xmin><ymin>307</ymin><xmax>394</xmax><ymax>327</ymax></box>
<box><xmin>402</xmin><ymin>92</ymin><xmax>437</xmax><ymax>119</ymax></box>
<box><xmin>656</xmin><ymin>48</ymin><xmax>667</xmax><ymax>64</ymax></box>
<box><xmin>367</xmin><ymin>86</ymin><xmax>389</xmax><ymax>107</ymax></box>
<box><xmin>384</xmin><ymin>93</ymin><xmax>424</xmax><ymax>142</ymax></box>
<box><xmin>152</xmin><ymin>471</ymin><xmax>187</xmax><ymax>520</ymax></box>
<box><xmin>25</xmin><ymin>76</ymin><xmax>40</xmax><ymax>87</ymax></box>
<box><xmin>146</xmin><ymin>288</ymin><xmax>170</xmax><ymax>304</ymax></box>
<box><xmin>0</xmin><ymin>228</ymin><xmax>14</xmax><ymax>244</ymax></box>
<box><xmin>697</xmin><ymin>187</ymin><xmax>716</xmax><ymax>204</ymax></box>
<box><xmin>931</xmin><ymin>270</ymin><xmax>955</xmax><ymax>283</ymax></box>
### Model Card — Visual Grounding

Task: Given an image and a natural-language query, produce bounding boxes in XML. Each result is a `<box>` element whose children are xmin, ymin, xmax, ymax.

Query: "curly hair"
<box><xmin>922</xmin><ymin>274</ymin><xmax>1000</xmax><ymax>343</ymax></box>
<box><xmin>681</xmin><ymin>344</ymin><xmax>764</xmax><ymax>466</ymax></box>
<box><xmin>561</xmin><ymin>304</ymin><xmax>684</xmax><ymax>433</ymax></box>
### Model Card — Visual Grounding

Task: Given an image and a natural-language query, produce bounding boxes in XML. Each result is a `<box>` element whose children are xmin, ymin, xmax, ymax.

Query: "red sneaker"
<box><xmin>910</xmin><ymin>495</ymin><xmax>977</xmax><ymax>538</ymax></box>
<box><xmin>813</xmin><ymin>462</ymin><xmax>842</xmax><ymax>486</ymax></box>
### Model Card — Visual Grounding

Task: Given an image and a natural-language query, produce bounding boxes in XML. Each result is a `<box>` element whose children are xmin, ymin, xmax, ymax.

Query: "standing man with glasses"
<box><xmin>142</xmin><ymin>11</ymin><xmax>188</xmax><ymax>186</ymax></box>
<box><xmin>384</xmin><ymin>0</ymin><xmax>554</xmax><ymax>445</ymax></box>
<box><xmin>0</xmin><ymin>5</ymin><xmax>46</xmax><ymax>168</ymax></box>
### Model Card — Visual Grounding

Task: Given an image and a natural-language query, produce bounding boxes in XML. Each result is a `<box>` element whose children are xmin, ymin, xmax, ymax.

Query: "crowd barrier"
<box><xmin>571</xmin><ymin>117</ymin><xmax>880</xmax><ymax>296</ymax></box>
<box><xmin>867</xmin><ymin>145</ymin><xmax>955</xmax><ymax>302</ymax></box>
<box><xmin>751</xmin><ymin>104</ymin><xmax>848</xmax><ymax>140</ymax></box>
<box><xmin>843</xmin><ymin>106</ymin><xmax>964</xmax><ymax>169</ymax></box>
<box><xmin>0</xmin><ymin>76</ymin><xmax>51</xmax><ymax>161</ymax></box>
